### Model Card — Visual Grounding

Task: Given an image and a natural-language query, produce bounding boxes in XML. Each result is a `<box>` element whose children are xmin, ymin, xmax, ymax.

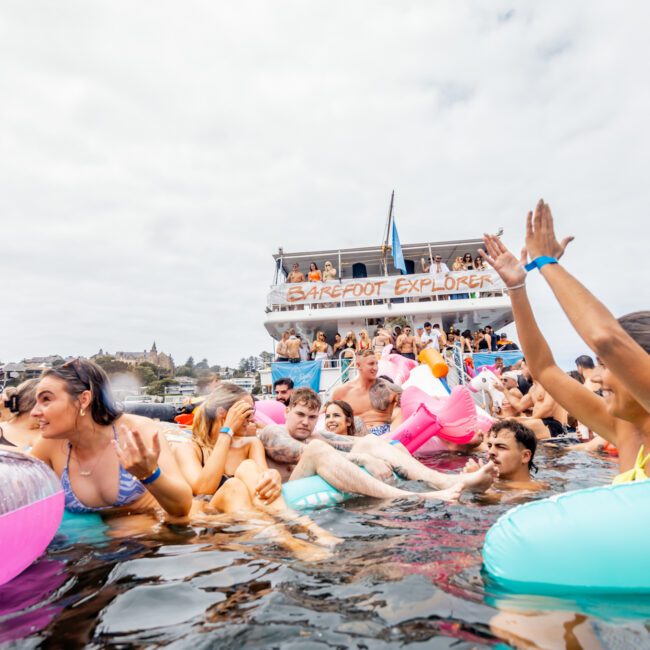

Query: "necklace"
<box><xmin>73</xmin><ymin>434</ymin><xmax>113</xmax><ymax>477</ymax></box>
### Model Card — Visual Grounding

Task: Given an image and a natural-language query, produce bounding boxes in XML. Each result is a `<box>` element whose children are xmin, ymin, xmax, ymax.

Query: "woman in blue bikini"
<box><xmin>30</xmin><ymin>359</ymin><xmax>192</xmax><ymax>518</ymax></box>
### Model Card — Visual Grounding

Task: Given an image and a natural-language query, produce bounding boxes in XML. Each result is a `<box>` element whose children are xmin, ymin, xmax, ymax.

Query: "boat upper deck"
<box><xmin>264</xmin><ymin>237</ymin><xmax>513</xmax><ymax>340</ymax></box>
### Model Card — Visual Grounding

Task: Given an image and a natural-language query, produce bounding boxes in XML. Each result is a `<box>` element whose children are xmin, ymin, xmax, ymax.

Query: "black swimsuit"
<box><xmin>199</xmin><ymin>445</ymin><xmax>232</xmax><ymax>489</ymax></box>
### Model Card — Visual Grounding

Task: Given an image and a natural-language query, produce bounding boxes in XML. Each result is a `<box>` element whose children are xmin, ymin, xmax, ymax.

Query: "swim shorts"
<box><xmin>542</xmin><ymin>417</ymin><xmax>568</xmax><ymax>438</ymax></box>
<box><xmin>369</xmin><ymin>424</ymin><xmax>391</xmax><ymax>436</ymax></box>
<box><xmin>400</xmin><ymin>352</ymin><xmax>416</xmax><ymax>360</ymax></box>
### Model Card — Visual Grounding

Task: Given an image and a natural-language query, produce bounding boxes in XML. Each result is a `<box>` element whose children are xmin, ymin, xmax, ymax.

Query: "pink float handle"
<box><xmin>398</xmin><ymin>386</ymin><xmax>479</xmax><ymax>447</ymax></box>
<box><xmin>383</xmin><ymin>403</ymin><xmax>442</xmax><ymax>453</ymax></box>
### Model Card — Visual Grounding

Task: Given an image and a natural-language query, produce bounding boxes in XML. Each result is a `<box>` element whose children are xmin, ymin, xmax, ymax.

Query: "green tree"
<box><xmin>175</xmin><ymin>365</ymin><xmax>196</xmax><ymax>378</ymax></box>
<box><xmin>134</xmin><ymin>364</ymin><xmax>157</xmax><ymax>386</ymax></box>
<box><xmin>146</xmin><ymin>378</ymin><xmax>178</xmax><ymax>396</ymax></box>
<box><xmin>94</xmin><ymin>355</ymin><xmax>131</xmax><ymax>375</ymax></box>
<box><xmin>185</xmin><ymin>356</ymin><xmax>195</xmax><ymax>369</ymax></box>
<box><xmin>195</xmin><ymin>358</ymin><xmax>209</xmax><ymax>370</ymax></box>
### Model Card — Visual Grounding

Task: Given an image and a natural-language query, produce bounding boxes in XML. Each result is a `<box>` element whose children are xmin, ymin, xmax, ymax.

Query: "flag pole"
<box><xmin>381</xmin><ymin>190</ymin><xmax>394</xmax><ymax>276</ymax></box>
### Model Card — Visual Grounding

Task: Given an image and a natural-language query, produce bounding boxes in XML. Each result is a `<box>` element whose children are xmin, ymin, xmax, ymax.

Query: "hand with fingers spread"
<box><xmin>526</xmin><ymin>199</ymin><xmax>574</xmax><ymax>261</ymax></box>
<box><xmin>255</xmin><ymin>469</ymin><xmax>283</xmax><ymax>503</ymax></box>
<box><xmin>113</xmin><ymin>425</ymin><xmax>161</xmax><ymax>481</ymax></box>
<box><xmin>223</xmin><ymin>400</ymin><xmax>255</xmax><ymax>435</ymax></box>
<box><xmin>479</xmin><ymin>234</ymin><xmax>527</xmax><ymax>289</ymax></box>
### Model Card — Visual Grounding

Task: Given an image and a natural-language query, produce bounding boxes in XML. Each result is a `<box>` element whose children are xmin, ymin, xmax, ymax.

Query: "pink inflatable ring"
<box><xmin>0</xmin><ymin>451</ymin><xmax>64</xmax><ymax>586</ymax></box>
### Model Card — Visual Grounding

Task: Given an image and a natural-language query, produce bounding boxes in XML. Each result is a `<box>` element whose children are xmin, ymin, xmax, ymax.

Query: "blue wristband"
<box><xmin>141</xmin><ymin>466</ymin><xmax>161</xmax><ymax>485</ymax></box>
<box><xmin>525</xmin><ymin>256</ymin><xmax>558</xmax><ymax>272</ymax></box>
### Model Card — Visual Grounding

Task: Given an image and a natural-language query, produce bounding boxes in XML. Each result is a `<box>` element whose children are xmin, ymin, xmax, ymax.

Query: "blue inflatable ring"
<box><xmin>483</xmin><ymin>480</ymin><xmax>650</xmax><ymax>594</ymax></box>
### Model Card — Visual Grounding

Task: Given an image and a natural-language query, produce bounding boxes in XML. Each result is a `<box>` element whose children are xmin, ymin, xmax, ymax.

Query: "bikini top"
<box><xmin>61</xmin><ymin>426</ymin><xmax>147</xmax><ymax>513</ymax></box>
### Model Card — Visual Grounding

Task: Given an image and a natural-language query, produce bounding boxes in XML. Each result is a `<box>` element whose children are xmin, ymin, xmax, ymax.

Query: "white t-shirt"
<box><xmin>420</xmin><ymin>329</ymin><xmax>441</xmax><ymax>351</ymax></box>
<box><xmin>429</xmin><ymin>262</ymin><xmax>450</xmax><ymax>274</ymax></box>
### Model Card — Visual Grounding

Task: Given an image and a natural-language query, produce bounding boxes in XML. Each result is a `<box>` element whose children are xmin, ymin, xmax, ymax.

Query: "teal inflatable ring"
<box><xmin>483</xmin><ymin>480</ymin><xmax>650</xmax><ymax>594</ymax></box>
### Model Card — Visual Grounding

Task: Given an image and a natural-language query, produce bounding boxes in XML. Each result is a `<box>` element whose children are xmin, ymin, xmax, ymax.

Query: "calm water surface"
<box><xmin>2</xmin><ymin>446</ymin><xmax>649</xmax><ymax>649</ymax></box>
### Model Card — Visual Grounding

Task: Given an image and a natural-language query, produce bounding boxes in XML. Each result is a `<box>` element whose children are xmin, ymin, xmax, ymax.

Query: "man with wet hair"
<box><xmin>464</xmin><ymin>419</ymin><xmax>542</xmax><ymax>490</ymax></box>
<box><xmin>259</xmin><ymin>387</ymin><xmax>497</xmax><ymax>501</ymax></box>
<box><xmin>331</xmin><ymin>350</ymin><xmax>401</xmax><ymax>435</ymax></box>
<box><xmin>273</xmin><ymin>377</ymin><xmax>294</xmax><ymax>406</ymax></box>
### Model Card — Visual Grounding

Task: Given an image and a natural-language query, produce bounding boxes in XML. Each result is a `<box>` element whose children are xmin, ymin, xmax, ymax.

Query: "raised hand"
<box><xmin>526</xmin><ymin>199</ymin><xmax>574</xmax><ymax>261</ymax></box>
<box><xmin>479</xmin><ymin>234</ymin><xmax>527</xmax><ymax>289</ymax></box>
<box><xmin>223</xmin><ymin>400</ymin><xmax>255</xmax><ymax>435</ymax></box>
<box><xmin>113</xmin><ymin>425</ymin><xmax>160</xmax><ymax>481</ymax></box>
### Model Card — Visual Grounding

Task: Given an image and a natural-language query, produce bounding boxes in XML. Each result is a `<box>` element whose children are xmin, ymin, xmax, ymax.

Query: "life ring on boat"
<box><xmin>0</xmin><ymin>451</ymin><xmax>64</xmax><ymax>586</ymax></box>
<box><xmin>483</xmin><ymin>480</ymin><xmax>650</xmax><ymax>593</ymax></box>
<box><xmin>418</xmin><ymin>348</ymin><xmax>448</xmax><ymax>378</ymax></box>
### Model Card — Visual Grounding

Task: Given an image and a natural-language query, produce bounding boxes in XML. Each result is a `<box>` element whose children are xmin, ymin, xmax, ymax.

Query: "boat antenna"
<box><xmin>381</xmin><ymin>190</ymin><xmax>395</xmax><ymax>276</ymax></box>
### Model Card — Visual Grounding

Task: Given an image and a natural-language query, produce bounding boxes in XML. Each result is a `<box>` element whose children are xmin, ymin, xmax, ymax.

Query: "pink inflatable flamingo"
<box><xmin>377</xmin><ymin>347</ymin><xmax>417</xmax><ymax>385</ymax></box>
<box><xmin>254</xmin><ymin>399</ymin><xmax>286</xmax><ymax>425</ymax></box>
<box><xmin>382</xmin><ymin>386</ymin><xmax>478</xmax><ymax>453</ymax></box>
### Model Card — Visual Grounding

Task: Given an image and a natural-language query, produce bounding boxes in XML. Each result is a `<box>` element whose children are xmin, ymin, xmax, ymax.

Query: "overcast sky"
<box><xmin>1</xmin><ymin>1</ymin><xmax>648</xmax><ymax>369</ymax></box>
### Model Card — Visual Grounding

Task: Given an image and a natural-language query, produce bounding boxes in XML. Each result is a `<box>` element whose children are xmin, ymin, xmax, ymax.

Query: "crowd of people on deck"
<box><xmin>274</xmin><ymin>322</ymin><xmax>519</xmax><ymax>365</ymax></box>
<box><xmin>1</xmin><ymin>200</ymin><xmax>648</xmax><ymax>565</ymax></box>
<box><xmin>284</xmin><ymin>252</ymin><xmax>488</xmax><ymax>284</ymax></box>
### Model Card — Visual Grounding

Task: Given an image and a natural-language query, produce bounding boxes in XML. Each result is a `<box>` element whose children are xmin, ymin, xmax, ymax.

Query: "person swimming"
<box><xmin>0</xmin><ymin>379</ymin><xmax>40</xmax><ymax>451</ymax></box>
<box><xmin>30</xmin><ymin>359</ymin><xmax>192</xmax><ymax>518</ymax></box>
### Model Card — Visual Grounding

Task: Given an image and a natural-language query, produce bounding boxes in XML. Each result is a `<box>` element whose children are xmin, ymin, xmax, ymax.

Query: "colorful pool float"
<box><xmin>483</xmin><ymin>480</ymin><xmax>650</xmax><ymax>593</ymax></box>
<box><xmin>0</xmin><ymin>451</ymin><xmax>64</xmax><ymax>586</ymax></box>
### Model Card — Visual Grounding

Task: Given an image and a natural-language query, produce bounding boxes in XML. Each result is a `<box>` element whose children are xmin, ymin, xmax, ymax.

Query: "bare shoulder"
<box><xmin>118</xmin><ymin>414</ymin><xmax>159</xmax><ymax>437</ymax></box>
<box><xmin>332</xmin><ymin>383</ymin><xmax>353</xmax><ymax>399</ymax></box>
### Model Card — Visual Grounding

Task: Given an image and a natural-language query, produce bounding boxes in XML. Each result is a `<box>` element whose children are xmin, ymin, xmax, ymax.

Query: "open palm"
<box><xmin>479</xmin><ymin>234</ymin><xmax>527</xmax><ymax>288</ymax></box>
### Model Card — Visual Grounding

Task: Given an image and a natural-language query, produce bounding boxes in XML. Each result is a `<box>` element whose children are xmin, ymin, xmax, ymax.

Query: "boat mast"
<box><xmin>381</xmin><ymin>190</ymin><xmax>395</xmax><ymax>277</ymax></box>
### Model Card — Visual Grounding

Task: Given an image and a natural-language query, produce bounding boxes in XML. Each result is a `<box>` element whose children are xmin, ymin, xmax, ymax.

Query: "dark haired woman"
<box><xmin>308</xmin><ymin>262</ymin><xmax>322</xmax><ymax>282</ymax></box>
<box><xmin>30</xmin><ymin>359</ymin><xmax>192</xmax><ymax>517</ymax></box>
<box><xmin>322</xmin><ymin>400</ymin><xmax>358</xmax><ymax>436</ymax></box>
<box><xmin>463</xmin><ymin>252</ymin><xmax>475</xmax><ymax>270</ymax></box>
<box><xmin>0</xmin><ymin>379</ymin><xmax>40</xmax><ymax>451</ymax></box>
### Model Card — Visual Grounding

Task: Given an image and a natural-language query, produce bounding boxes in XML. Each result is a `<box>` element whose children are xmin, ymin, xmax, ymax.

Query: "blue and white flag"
<box><xmin>391</xmin><ymin>216</ymin><xmax>407</xmax><ymax>274</ymax></box>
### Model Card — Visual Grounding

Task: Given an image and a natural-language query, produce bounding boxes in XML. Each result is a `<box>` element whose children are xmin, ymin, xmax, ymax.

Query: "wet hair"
<box><xmin>567</xmin><ymin>370</ymin><xmax>584</xmax><ymax>384</ymax></box>
<box><xmin>41</xmin><ymin>359</ymin><xmax>121</xmax><ymax>425</ymax></box>
<box><xmin>323</xmin><ymin>400</ymin><xmax>356</xmax><ymax>435</ymax></box>
<box><xmin>575</xmin><ymin>355</ymin><xmax>595</xmax><ymax>370</ymax></box>
<box><xmin>273</xmin><ymin>377</ymin><xmax>294</xmax><ymax>390</ymax></box>
<box><xmin>489</xmin><ymin>419</ymin><xmax>538</xmax><ymax>473</ymax></box>
<box><xmin>3</xmin><ymin>379</ymin><xmax>38</xmax><ymax>417</ymax></box>
<box><xmin>193</xmin><ymin>383</ymin><xmax>249</xmax><ymax>451</ymax></box>
<box><xmin>289</xmin><ymin>387</ymin><xmax>321</xmax><ymax>411</ymax></box>
<box><xmin>618</xmin><ymin>311</ymin><xmax>650</xmax><ymax>354</ymax></box>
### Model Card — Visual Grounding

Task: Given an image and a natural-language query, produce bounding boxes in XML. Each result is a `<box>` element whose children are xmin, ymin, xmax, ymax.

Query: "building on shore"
<box><xmin>113</xmin><ymin>342</ymin><xmax>174</xmax><ymax>371</ymax></box>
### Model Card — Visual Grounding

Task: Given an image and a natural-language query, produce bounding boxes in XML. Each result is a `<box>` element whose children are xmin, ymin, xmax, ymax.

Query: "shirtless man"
<box><xmin>273</xmin><ymin>377</ymin><xmax>294</xmax><ymax>406</ymax></box>
<box><xmin>396</xmin><ymin>325</ymin><xmax>416</xmax><ymax>360</ymax></box>
<box><xmin>495</xmin><ymin>372</ymin><xmax>523</xmax><ymax>418</ymax></box>
<box><xmin>331</xmin><ymin>350</ymin><xmax>399</xmax><ymax>435</ymax></box>
<box><xmin>495</xmin><ymin>374</ymin><xmax>567</xmax><ymax>439</ymax></box>
<box><xmin>258</xmin><ymin>388</ymin><xmax>497</xmax><ymax>502</ymax></box>
<box><xmin>287</xmin><ymin>263</ymin><xmax>305</xmax><ymax>283</ymax></box>
<box><xmin>275</xmin><ymin>331</ymin><xmax>290</xmax><ymax>362</ymax></box>
<box><xmin>464</xmin><ymin>420</ymin><xmax>544</xmax><ymax>493</ymax></box>
<box><xmin>285</xmin><ymin>329</ymin><xmax>302</xmax><ymax>363</ymax></box>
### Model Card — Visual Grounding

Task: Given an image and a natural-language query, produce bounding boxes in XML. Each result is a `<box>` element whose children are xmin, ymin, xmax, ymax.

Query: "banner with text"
<box><xmin>269</xmin><ymin>271</ymin><xmax>506</xmax><ymax>306</ymax></box>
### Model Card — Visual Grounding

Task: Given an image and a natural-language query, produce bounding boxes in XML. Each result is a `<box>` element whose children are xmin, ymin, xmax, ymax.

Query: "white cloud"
<box><xmin>0</xmin><ymin>1</ymin><xmax>648</xmax><ymax>368</ymax></box>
